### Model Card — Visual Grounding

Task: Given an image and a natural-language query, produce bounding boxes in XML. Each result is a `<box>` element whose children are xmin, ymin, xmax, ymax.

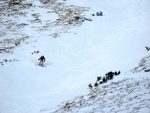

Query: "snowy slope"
<box><xmin>50</xmin><ymin>75</ymin><xmax>150</xmax><ymax>113</ymax></box>
<box><xmin>0</xmin><ymin>0</ymin><xmax>150</xmax><ymax>113</ymax></box>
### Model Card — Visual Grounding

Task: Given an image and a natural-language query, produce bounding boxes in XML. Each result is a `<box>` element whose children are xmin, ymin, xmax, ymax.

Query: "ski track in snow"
<box><xmin>0</xmin><ymin>0</ymin><xmax>150</xmax><ymax>113</ymax></box>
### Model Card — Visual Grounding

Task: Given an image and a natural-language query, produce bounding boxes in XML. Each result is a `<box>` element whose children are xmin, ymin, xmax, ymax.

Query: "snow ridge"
<box><xmin>131</xmin><ymin>55</ymin><xmax>150</xmax><ymax>73</ymax></box>
<box><xmin>50</xmin><ymin>77</ymin><xmax>150</xmax><ymax>113</ymax></box>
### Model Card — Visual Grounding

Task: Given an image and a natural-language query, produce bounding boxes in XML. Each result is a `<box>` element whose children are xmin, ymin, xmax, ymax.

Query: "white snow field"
<box><xmin>0</xmin><ymin>0</ymin><xmax>150</xmax><ymax>113</ymax></box>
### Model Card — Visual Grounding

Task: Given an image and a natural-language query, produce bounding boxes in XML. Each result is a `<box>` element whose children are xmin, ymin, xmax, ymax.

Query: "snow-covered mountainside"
<box><xmin>0</xmin><ymin>0</ymin><xmax>150</xmax><ymax>113</ymax></box>
<box><xmin>50</xmin><ymin>77</ymin><xmax>150</xmax><ymax>113</ymax></box>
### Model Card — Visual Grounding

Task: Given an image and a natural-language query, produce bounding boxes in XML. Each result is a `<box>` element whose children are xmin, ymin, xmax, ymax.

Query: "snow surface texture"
<box><xmin>51</xmin><ymin>77</ymin><xmax>150</xmax><ymax>113</ymax></box>
<box><xmin>0</xmin><ymin>0</ymin><xmax>150</xmax><ymax>113</ymax></box>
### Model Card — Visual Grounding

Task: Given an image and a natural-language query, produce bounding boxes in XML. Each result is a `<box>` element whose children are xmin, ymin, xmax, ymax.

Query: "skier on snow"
<box><xmin>38</xmin><ymin>55</ymin><xmax>45</xmax><ymax>66</ymax></box>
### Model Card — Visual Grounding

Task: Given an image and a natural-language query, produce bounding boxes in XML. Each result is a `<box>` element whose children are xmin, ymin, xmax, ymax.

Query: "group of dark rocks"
<box><xmin>31</xmin><ymin>50</ymin><xmax>39</xmax><ymax>55</ymax></box>
<box><xmin>91</xmin><ymin>11</ymin><xmax>103</xmax><ymax>16</ymax></box>
<box><xmin>0</xmin><ymin>59</ymin><xmax>19</xmax><ymax>66</ymax></box>
<box><xmin>73</xmin><ymin>16</ymin><xmax>92</xmax><ymax>23</ymax></box>
<box><xmin>89</xmin><ymin>71</ymin><xmax>121</xmax><ymax>88</ymax></box>
<box><xmin>72</xmin><ymin>11</ymin><xmax>103</xmax><ymax>23</ymax></box>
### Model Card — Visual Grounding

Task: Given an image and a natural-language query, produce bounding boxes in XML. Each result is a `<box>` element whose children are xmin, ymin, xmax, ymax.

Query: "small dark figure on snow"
<box><xmin>117</xmin><ymin>71</ymin><xmax>121</xmax><ymax>75</ymax></box>
<box><xmin>96</xmin><ymin>12</ymin><xmax>100</xmax><ymax>16</ymax></box>
<box><xmin>107</xmin><ymin>71</ymin><xmax>114</xmax><ymax>76</ymax></box>
<box><xmin>103</xmin><ymin>77</ymin><xmax>107</xmax><ymax>83</ymax></box>
<box><xmin>145</xmin><ymin>46</ymin><xmax>150</xmax><ymax>51</ymax></box>
<box><xmin>97</xmin><ymin>76</ymin><xmax>101</xmax><ymax>81</ymax></box>
<box><xmin>99</xmin><ymin>11</ymin><xmax>103</xmax><ymax>16</ymax></box>
<box><xmin>99</xmin><ymin>81</ymin><xmax>103</xmax><ymax>84</ymax></box>
<box><xmin>38</xmin><ymin>55</ymin><xmax>45</xmax><ymax>66</ymax></box>
<box><xmin>114</xmin><ymin>71</ymin><xmax>118</xmax><ymax>75</ymax></box>
<box><xmin>94</xmin><ymin>82</ymin><xmax>99</xmax><ymax>87</ymax></box>
<box><xmin>89</xmin><ymin>83</ymin><xmax>93</xmax><ymax>89</ymax></box>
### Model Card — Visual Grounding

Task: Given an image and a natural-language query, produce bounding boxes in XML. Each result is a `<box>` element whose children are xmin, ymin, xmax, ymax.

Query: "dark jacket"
<box><xmin>38</xmin><ymin>56</ymin><xmax>45</xmax><ymax>61</ymax></box>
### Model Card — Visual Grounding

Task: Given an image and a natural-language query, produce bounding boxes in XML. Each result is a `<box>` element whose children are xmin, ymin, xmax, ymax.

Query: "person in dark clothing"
<box><xmin>38</xmin><ymin>55</ymin><xmax>45</xmax><ymax>66</ymax></box>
